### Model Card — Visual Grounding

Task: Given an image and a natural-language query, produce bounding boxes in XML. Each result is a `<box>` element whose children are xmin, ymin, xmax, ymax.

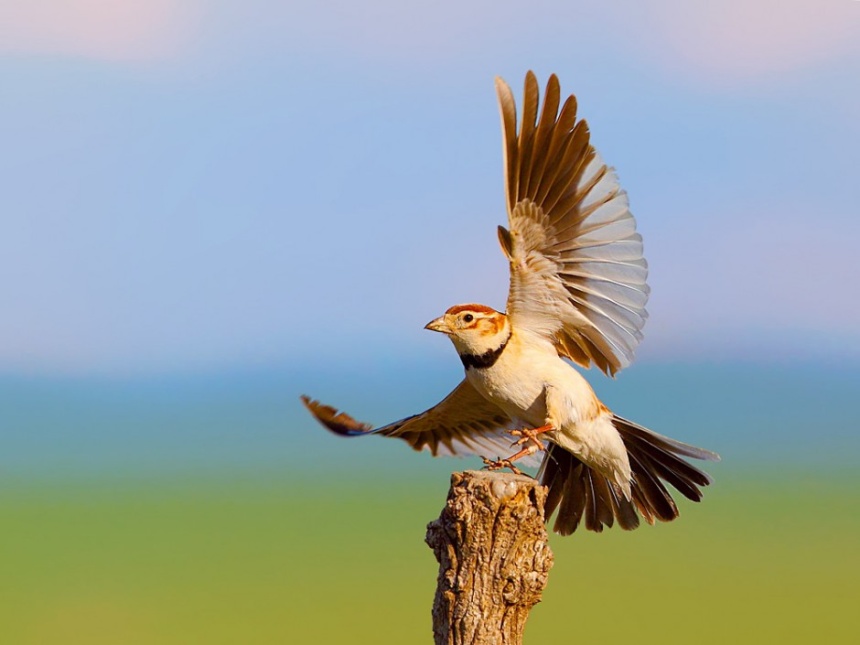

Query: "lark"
<box><xmin>302</xmin><ymin>72</ymin><xmax>718</xmax><ymax>534</ymax></box>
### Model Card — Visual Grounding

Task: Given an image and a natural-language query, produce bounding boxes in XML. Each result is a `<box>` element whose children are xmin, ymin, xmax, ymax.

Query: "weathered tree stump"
<box><xmin>425</xmin><ymin>470</ymin><xmax>554</xmax><ymax>645</ymax></box>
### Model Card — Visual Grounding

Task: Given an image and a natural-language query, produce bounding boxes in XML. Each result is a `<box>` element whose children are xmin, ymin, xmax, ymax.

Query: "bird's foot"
<box><xmin>482</xmin><ymin>426</ymin><xmax>553</xmax><ymax>474</ymax></box>
<box><xmin>482</xmin><ymin>457</ymin><xmax>523</xmax><ymax>475</ymax></box>
<box><xmin>482</xmin><ymin>434</ymin><xmax>547</xmax><ymax>475</ymax></box>
<box><xmin>509</xmin><ymin>424</ymin><xmax>553</xmax><ymax>450</ymax></box>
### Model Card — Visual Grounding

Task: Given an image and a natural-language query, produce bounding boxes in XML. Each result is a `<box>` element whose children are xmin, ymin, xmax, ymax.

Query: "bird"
<box><xmin>301</xmin><ymin>71</ymin><xmax>719</xmax><ymax>535</ymax></box>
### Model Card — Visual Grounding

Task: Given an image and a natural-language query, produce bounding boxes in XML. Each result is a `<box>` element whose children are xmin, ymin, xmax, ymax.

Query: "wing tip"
<box><xmin>524</xmin><ymin>68</ymin><xmax>538</xmax><ymax>89</ymax></box>
<box><xmin>494</xmin><ymin>75</ymin><xmax>513</xmax><ymax>102</ymax></box>
<box><xmin>300</xmin><ymin>395</ymin><xmax>374</xmax><ymax>436</ymax></box>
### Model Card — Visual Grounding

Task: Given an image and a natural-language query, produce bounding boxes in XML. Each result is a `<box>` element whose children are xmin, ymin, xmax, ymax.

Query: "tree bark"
<box><xmin>425</xmin><ymin>470</ymin><xmax>554</xmax><ymax>645</ymax></box>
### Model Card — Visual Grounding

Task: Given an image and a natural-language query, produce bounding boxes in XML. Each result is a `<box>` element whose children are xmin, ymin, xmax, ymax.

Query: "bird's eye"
<box><xmin>463</xmin><ymin>314</ymin><xmax>474</xmax><ymax>323</ymax></box>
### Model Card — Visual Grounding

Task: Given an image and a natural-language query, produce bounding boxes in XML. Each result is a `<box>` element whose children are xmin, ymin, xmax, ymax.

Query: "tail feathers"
<box><xmin>541</xmin><ymin>443</ymin><xmax>640</xmax><ymax>535</ymax></box>
<box><xmin>539</xmin><ymin>416</ymin><xmax>719</xmax><ymax>535</ymax></box>
<box><xmin>614</xmin><ymin>414</ymin><xmax>720</xmax><ymax>463</ymax></box>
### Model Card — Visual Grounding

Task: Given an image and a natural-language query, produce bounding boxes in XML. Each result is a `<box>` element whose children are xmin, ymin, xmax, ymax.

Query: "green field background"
<box><xmin>3</xmin><ymin>362</ymin><xmax>857</xmax><ymax>642</ymax></box>
<box><xmin>2</xmin><ymin>470</ymin><xmax>857</xmax><ymax>644</ymax></box>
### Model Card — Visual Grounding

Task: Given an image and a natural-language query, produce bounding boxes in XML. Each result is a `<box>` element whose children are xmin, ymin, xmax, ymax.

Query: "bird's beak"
<box><xmin>424</xmin><ymin>316</ymin><xmax>451</xmax><ymax>334</ymax></box>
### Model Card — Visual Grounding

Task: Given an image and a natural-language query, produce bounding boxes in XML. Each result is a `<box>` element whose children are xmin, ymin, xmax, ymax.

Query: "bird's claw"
<box><xmin>510</xmin><ymin>430</ymin><xmax>535</xmax><ymax>449</ymax></box>
<box><xmin>509</xmin><ymin>426</ymin><xmax>550</xmax><ymax>450</ymax></box>
<box><xmin>482</xmin><ymin>457</ymin><xmax>523</xmax><ymax>475</ymax></box>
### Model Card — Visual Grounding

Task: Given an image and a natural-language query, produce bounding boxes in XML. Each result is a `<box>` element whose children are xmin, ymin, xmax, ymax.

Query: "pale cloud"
<box><xmin>0</xmin><ymin>1</ymin><xmax>195</xmax><ymax>62</ymax></box>
<box><xmin>640</xmin><ymin>0</ymin><xmax>860</xmax><ymax>84</ymax></box>
<box><xmin>214</xmin><ymin>1</ymin><xmax>860</xmax><ymax>80</ymax></box>
<box><xmin>11</xmin><ymin>1</ymin><xmax>853</xmax><ymax>80</ymax></box>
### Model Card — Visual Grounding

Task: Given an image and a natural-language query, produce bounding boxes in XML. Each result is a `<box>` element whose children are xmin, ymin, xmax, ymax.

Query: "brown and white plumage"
<box><xmin>302</xmin><ymin>72</ymin><xmax>718</xmax><ymax>535</ymax></box>
<box><xmin>301</xmin><ymin>380</ymin><xmax>540</xmax><ymax>468</ymax></box>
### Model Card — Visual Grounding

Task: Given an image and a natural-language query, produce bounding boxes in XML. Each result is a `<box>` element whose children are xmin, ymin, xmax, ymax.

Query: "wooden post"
<box><xmin>425</xmin><ymin>470</ymin><xmax>554</xmax><ymax>645</ymax></box>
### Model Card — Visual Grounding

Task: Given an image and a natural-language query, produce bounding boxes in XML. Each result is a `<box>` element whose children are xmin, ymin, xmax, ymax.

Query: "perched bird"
<box><xmin>302</xmin><ymin>71</ymin><xmax>719</xmax><ymax>535</ymax></box>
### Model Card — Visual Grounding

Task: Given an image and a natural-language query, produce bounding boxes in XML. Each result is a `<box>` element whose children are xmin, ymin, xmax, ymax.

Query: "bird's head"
<box><xmin>424</xmin><ymin>304</ymin><xmax>510</xmax><ymax>358</ymax></box>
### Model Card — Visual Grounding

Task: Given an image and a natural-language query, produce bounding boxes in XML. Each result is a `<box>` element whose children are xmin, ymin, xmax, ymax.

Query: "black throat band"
<box><xmin>459</xmin><ymin>335</ymin><xmax>510</xmax><ymax>370</ymax></box>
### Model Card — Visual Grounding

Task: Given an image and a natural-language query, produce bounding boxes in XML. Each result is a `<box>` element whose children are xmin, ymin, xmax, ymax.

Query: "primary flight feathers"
<box><xmin>496</xmin><ymin>72</ymin><xmax>648</xmax><ymax>376</ymax></box>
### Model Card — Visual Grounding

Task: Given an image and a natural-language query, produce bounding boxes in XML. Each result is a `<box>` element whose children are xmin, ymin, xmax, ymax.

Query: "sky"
<box><xmin>2</xmin><ymin>0</ymin><xmax>859</xmax><ymax>375</ymax></box>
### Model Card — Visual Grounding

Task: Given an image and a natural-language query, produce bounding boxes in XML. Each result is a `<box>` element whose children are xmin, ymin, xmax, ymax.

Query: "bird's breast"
<box><xmin>464</xmin><ymin>331</ymin><xmax>604</xmax><ymax>429</ymax></box>
<box><xmin>463</xmin><ymin>335</ymin><xmax>557</xmax><ymax>425</ymax></box>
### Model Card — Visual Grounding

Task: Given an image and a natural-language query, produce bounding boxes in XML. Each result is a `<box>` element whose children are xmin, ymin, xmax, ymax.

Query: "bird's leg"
<box><xmin>509</xmin><ymin>424</ymin><xmax>554</xmax><ymax>449</ymax></box>
<box><xmin>482</xmin><ymin>425</ymin><xmax>553</xmax><ymax>475</ymax></box>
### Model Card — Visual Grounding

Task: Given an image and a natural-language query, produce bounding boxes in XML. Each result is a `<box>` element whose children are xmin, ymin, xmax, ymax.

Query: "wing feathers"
<box><xmin>495</xmin><ymin>77</ymin><xmax>519</xmax><ymax>213</ymax></box>
<box><xmin>547</xmin><ymin>155</ymin><xmax>608</xmax><ymax>228</ymax></box>
<box><xmin>534</xmin><ymin>97</ymin><xmax>580</xmax><ymax>207</ymax></box>
<box><xmin>498</xmin><ymin>72</ymin><xmax>649</xmax><ymax>375</ymax></box>
<box><xmin>516</xmin><ymin>72</ymin><xmax>540</xmax><ymax>201</ymax></box>
<box><xmin>560</xmin><ymin>274</ymin><xmax>649</xmax><ymax>308</ymax></box>
<box><xmin>302</xmin><ymin>381</ymin><xmax>542</xmax><ymax>467</ymax></box>
<box><xmin>526</xmin><ymin>74</ymin><xmax>561</xmax><ymax>200</ymax></box>
<box><xmin>540</xmin><ymin>125</ymin><xmax>593</xmax><ymax>217</ymax></box>
<box><xmin>300</xmin><ymin>396</ymin><xmax>375</xmax><ymax>435</ymax></box>
<box><xmin>563</xmin><ymin>280</ymin><xmax>649</xmax><ymax>321</ymax></box>
<box><xmin>558</xmin><ymin>258</ymin><xmax>648</xmax><ymax>285</ymax></box>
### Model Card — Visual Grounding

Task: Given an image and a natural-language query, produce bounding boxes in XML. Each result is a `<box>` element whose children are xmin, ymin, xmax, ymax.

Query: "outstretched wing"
<box><xmin>301</xmin><ymin>380</ymin><xmax>538</xmax><ymax>465</ymax></box>
<box><xmin>496</xmin><ymin>71</ymin><xmax>649</xmax><ymax>376</ymax></box>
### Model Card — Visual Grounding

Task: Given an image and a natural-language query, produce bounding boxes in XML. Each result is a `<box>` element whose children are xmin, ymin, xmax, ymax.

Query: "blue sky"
<box><xmin>2</xmin><ymin>1</ymin><xmax>859</xmax><ymax>375</ymax></box>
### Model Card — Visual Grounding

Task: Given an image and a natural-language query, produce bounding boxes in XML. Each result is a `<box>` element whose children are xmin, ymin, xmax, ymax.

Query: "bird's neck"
<box><xmin>458</xmin><ymin>333</ymin><xmax>511</xmax><ymax>370</ymax></box>
<box><xmin>452</xmin><ymin>315</ymin><xmax>511</xmax><ymax>370</ymax></box>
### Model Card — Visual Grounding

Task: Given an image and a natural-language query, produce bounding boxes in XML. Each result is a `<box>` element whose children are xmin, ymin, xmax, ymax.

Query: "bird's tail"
<box><xmin>538</xmin><ymin>415</ymin><xmax>720</xmax><ymax>535</ymax></box>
